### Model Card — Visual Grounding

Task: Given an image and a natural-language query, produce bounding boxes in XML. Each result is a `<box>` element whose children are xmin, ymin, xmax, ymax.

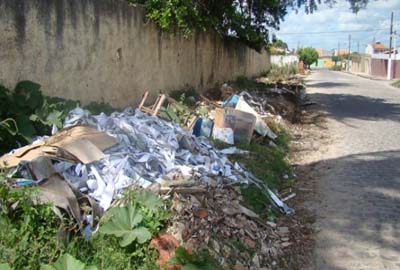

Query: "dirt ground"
<box><xmin>275</xmin><ymin>107</ymin><xmax>332</xmax><ymax>270</ymax></box>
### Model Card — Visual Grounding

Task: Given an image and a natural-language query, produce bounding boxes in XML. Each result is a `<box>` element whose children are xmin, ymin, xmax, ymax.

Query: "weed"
<box><xmin>391</xmin><ymin>80</ymin><xmax>400</xmax><ymax>88</ymax></box>
<box><xmin>169</xmin><ymin>88</ymin><xmax>198</xmax><ymax>107</ymax></box>
<box><xmin>265</xmin><ymin>64</ymin><xmax>298</xmax><ymax>82</ymax></box>
<box><xmin>169</xmin><ymin>246</ymin><xmax>222</xmax><ymax>270</ymax></box>
<box><xmin>84</xmin><ymin>101</ymin><xmax>118</xmax><ymax>115</ymax></box>
<box><xmin>0</xmin><ymin>179</ymin><xmax>64</xmax><ymax>269</ymax></box>
<box><xmin>0</xmin><ymin>181</ymin><xmax>168</xmax><ymax>270</ymax></box>
<box><xmin>67</xmin><ymin>190</ymin><xmax>169</xmax><ymax>269</ymax></box>
<box><xmin>235</xmin><ymin>75</ymin><xmax>261</xmax><ymax>89</ymax></box>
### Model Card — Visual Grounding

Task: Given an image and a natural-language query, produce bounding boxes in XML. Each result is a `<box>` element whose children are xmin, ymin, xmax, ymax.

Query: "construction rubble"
<box><xmin>0</xmin><ymin>78</ymin><xmax>304</xmax><ymax>268</ymax></box>
<box><xmin>167</xmin><ymin>185</ymin><xmax>294</xmax><ymax>269</ymax></box>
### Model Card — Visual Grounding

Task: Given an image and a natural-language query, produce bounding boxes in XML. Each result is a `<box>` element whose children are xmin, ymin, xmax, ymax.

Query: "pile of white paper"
<box><xmin>57</xmin><ymin>108</ymin><xmax>255</xmax><ymax>209</ymax></box>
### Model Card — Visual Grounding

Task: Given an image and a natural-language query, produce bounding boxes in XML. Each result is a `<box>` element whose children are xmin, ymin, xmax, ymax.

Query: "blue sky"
<box><xmin>275</xmin><ymin>0</ymin><xmax>400</xmax><ymax>53</ymax></box>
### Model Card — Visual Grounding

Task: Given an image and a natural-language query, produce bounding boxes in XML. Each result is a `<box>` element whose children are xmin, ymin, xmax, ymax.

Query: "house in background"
<box><xmin>311</xmin><ymin>48</ymin><xmax>335</xmax><ymax>68</ymax></box>
<box><xmin>315</xmin><ymin>48</ymin><xmax>331</xmax><ymax>58</ymax></box>
<box><xmin>334</xmin><ymin>49</ymin><xmax>350</xmax><ymax>56</ymax></box>
<box><xmin>365</xmin><ymin>42</ymin><xmax>387</xmax><ymax>55</ymax></box>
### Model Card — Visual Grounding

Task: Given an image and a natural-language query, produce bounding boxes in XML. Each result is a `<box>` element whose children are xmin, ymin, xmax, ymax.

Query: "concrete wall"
<box><xmin>371</xmin><ymin>59</ymin><xmax>388</xmax><ymax>78</ymax></box>
<box><xmin>270</xmin><ymin>55</ymin><xmax>298</xmax><ymax>66</ymax></box>
<box><xmin>0</xmin><ymin>0</ymin><xmax>270</xmax><ymax>107</ymax></box>
<box><xmin>392</xmin><ymin>61</ymin><xmax>400</xmax><ymax>79</ymax></box>
<box><xmin>351</xmin><ymin>55</ymin><xmax>371</xmax><ymax>75</ymax></box>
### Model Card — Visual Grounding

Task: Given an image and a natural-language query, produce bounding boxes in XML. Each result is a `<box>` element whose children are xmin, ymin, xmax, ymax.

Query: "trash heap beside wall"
<box><xmin>0</xmin><ymin>0</ymin><xmax>270</xmax><ymax>107</ymax></box>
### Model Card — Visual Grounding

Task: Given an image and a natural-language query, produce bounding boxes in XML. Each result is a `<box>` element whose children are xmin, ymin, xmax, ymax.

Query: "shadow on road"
<box><xmin>298</xmin><ymin>150</ymin><xmax>400</xmax><ymax>269</ymax></box>
<box><xmin>307</xmin><ymin>93</ymin><xmax>400</xmax><ymax>123</ymax></box>
<box><xmin>307</xmin><ymin>82</ymin><xmax>352</xmax><ymax>88</ymax></box>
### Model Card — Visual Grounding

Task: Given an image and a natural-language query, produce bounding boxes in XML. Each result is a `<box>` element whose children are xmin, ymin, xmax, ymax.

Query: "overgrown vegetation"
<box><xmin>128</xmin><ymin>0</ymin><xmax>369</xmax><ymax>51</ymax></box>
<box><xmin>0</xmin><ymin>180</ymin><xmax>63</xmax><ymax>269</ymax></box>
<box><xmin>0</xmin><ymin>179</ymin><xmax>169</xmax><ymax>270</ymax></box>
<box><xmin>264</xmin><ymin>64</ymin><xmax>298</xmax><ymax>82</ymax></box>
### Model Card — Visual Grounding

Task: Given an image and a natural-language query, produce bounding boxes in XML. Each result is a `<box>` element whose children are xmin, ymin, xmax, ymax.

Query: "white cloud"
<box><xmin>276</xmin><ymin>0</ymin><xmax>400</xmax><ymax>51</ymax></box>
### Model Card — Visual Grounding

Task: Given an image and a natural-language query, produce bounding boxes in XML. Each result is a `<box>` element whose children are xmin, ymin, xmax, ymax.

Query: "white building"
<box><xmin>365</xmin><ymin>42</ymin><xmax>387</xmax><ymax>55</ymax></box>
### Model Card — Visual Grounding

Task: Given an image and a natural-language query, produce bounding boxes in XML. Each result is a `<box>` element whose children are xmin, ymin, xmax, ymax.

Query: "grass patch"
<box><xmin>391</xmin><ymin>80</ymin><xmax>400</xmax><ymax>88</ymax></box>
<box><xmin>217</xmin><ymin>123</ymin><xmax>292</xmax><ymax>216</ymax></box>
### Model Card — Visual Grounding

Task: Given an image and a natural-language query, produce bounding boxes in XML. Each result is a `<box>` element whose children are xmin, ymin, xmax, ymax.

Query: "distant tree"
<box><xmin>270</xmin><ymin>36</ymin><xmax>288</xmax><ymax>55</ymax></box>
<box><xmin>130</xmin><ymin>0</ymin><xmax>370</xmax><ymax>51</ymax></box>
<box><xmin>332</xmin><ymin>55</ymin><xmax>342</xmax><ymax>63</ymax></box>
<box><xmin>271</xmin><ymin>36</ymin><xmax>288</xmax><ymax>50</ymax></box>
<box><xmin>297</xmin><ymin>47</ymin><xmax>319</xmax><ymax>69</ymax></box>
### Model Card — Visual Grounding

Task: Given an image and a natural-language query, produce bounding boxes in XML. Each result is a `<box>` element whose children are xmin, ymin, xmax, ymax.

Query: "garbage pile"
<box><xmin>209</xmin><ymin>78</ymin><xmax>306</xmax><ymax>124</ymax></box>
<box><xmin>0</xmin><ymin>107</ymin><xmax>292</xmax><ymax>215</ymax></box>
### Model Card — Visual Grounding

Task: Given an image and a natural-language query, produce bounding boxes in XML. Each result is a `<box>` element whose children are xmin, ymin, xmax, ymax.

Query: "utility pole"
<box><xmin>394</xmin><ymin>31</ymin><xmax>397</xmax><ymax>61</ymax></box>
<box><xmin>347</xmin><ymin>34</ymin><xmax>351</xmax><ymax>71</ymax></box>
<box><xmin>388</xmin><ymin>11</ymin><xmax>394</xmax><ymax>80</ymax></box>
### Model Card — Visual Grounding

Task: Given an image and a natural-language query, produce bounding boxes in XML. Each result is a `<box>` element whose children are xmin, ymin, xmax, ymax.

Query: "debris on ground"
<box><xmin>167</xmin><ymin>185</ymin><xmax>296</xmax><ymax>269</ymax></box>
<box><xmin>0</xmin><ymin>75</ymin><xmax>306</xmax><ymax>269</ymax></box>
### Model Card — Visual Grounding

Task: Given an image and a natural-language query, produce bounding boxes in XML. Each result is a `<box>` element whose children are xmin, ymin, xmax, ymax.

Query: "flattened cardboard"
<box><xmin>0</xmin><ymin>125</ymin><xmax>118</xmax><ymax>168</ymax></box>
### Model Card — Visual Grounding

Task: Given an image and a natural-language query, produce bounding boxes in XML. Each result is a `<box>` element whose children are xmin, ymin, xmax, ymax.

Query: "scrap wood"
<box><xmin>138</xmin><ymin>91</ymin><xmax>167</xmax><ymax>116</ymax></box>
<box><xmin>200</xmin><ymin>94</ymin><xmax>222</xmax><ymax>108</ymax></box>
<box><xmin>160</xmin><ymin>186</ymin><xmax>208</xmax><ymax>195</ymax></box>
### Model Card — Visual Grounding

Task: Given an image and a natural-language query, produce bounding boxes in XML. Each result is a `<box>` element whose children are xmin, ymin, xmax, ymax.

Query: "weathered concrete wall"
<box><xmin>270</xmin><ymin>55</ymin><xmax>298</xmax><ymax>66</ymax></box>
<box><xmin>351</xmin><ymin>55</ymin><xmax>371</xmax><ymax>75</ymax></box>
<box><xmin>0</xmin><ymin>0</ymin><xmax>270</xmax><ymax>107</ymax></box>
<box><xmin>371</xmin><ymin>58</ymin><xmax>388</xmax><ymax>78</ymax></box>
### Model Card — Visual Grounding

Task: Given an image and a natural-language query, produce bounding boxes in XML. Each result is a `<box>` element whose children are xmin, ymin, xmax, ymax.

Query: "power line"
<box><xmin>277</xmin><ymin>28</ymin><xmax>390</xmax><ymax>35</ymax></box>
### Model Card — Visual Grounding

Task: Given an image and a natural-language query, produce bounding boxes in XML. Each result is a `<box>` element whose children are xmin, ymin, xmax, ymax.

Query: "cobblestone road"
<box><xmin>305</xmin><ymin>70</ymin><xmax>400</xmax><ymax>270</ymax></box>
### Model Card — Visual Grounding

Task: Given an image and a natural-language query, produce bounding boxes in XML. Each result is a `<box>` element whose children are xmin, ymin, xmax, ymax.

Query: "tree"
<box><xmin>297</xmin><ymin>47</ymin><xmax>319</xmax><ymax>69</ymax></box>
<box><xmin>271</xmin><ymin>36</ymin><xmax>288</xmax><ymax>49</ymax></box>
<box><xmin>130</xmin><ymin>0</ymin><xmax>369</xmax><ymax>51</ymax></box>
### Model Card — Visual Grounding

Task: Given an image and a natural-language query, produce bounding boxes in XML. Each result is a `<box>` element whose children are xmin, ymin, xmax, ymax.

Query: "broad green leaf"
<box><xmin>45</xmin><ymin>110</ymin><xmax>63</xmax><ymax>128</ymax></box>
<box><xmin>100</xmin><ymin>204</ymin><xmax>151</xmax><ymax>247</ymax></box>
<box><xmin>15</xmin><ymin>114</ymin><xmax>36</xmax><ymax>142</ymax></box>
<box><xmin>40</xmin><ymin>254</ymin><xmax>97</xmax><ymax>270</ymax></box>
<box><xmin>135</xmin><ymin>191</ymin><xmax>163</xmax><ymax>212</ymax></box>
<box><xmin>119</xmin><ymin>227</ymin><xmax>152</xmax><ymax>247</ymax></box>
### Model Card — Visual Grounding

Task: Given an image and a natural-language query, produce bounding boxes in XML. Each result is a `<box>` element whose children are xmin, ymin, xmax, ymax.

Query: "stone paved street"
<box><xmin>305</xmin><ymin>70</ymin><xmax>400</xmax><ymax>270</ymax></box>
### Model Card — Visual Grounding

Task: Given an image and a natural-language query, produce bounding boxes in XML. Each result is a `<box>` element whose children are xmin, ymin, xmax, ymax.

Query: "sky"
<box><xmin>275</xmin><ymin>0</ymin><xmax>400</xmax><ymax>53</ymax></box>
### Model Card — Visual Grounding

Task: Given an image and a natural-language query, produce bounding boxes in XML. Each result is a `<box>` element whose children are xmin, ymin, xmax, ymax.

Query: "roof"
<box><xmin>335</xmin><ymin>49</ymin><xmax>350</xmax><ymax>56</ymax></box>
<box><xmin>370</xmin><ymin>43</ymin><xmax>386</xmax><ymax>49</ymax></box>
<box><xmin>315</xmin><ymin>48</ymin><xmax>331</xmax><ymax>57</ymax></box>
